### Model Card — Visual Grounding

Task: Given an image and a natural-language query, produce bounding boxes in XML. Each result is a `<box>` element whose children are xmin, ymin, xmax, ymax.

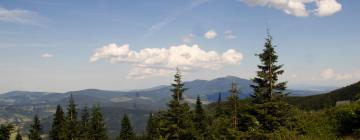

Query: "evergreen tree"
<box><xmin>248</xmin><ymin>32</ymin><xmax>296</xmax><ymax>133</ymax></box>
<box><xmin>0</xmin><ymin>124</ymin><xmax>13</xmax><ymax>140</ymax></box>
<box><xmin>65</xmin><ymin>94</ymin><xmax>79</xmax><ymax>140</ymax></box>
<box><xmin>145</xmin><ymin>112</ymin><xmax>160</xmax><ymax>140</ymax></box>
<box><xmin>79</xmin><ymin>106</ymin><xmax>91</xmax><ymax>140</ymax></box>
<box><xmin>15</xmin><ymin>130</ymin><xmax>22</xmax><ymax>140</ymax></box>
<box><xmin>160</xmin><ymin>68</ymin><xmax>194</xmax><ymax>139</ymax></box>
<box><xmin>194</xmin><ymin>96</ymin><xmax>208</xmax><ymax>137</ymax></box>
<box><xmin>90</xmin><ymin>105</ymin><xmax>107</xmax><ymax>140</ymax></box>
<box><xmin>49</xmin><ymin>105</ymin><xmax>66</xmax><ymax>140</ymax></box>
<box><xmin>28</xmin><ymin>115</ymin><xmax>42</xmax><ymax>140</ymax></box>
<box><xmin>250</xmin><ymin>32</ymin><xmax>287</xmax><ymax>104</ymax></box>
<box><xmin>228</xmin><ymin>82</ymin><xmax>240</xmax><ymax>129</ymax></box>
<box><xmin>118</xmin><ymin>114</ymin><xmax>135</xmax><ymax>140</ymax></box>
<box><xmin>215</xmin><ymin>93</ymin><xmax>223</xmax><ymax>117</ymax></box>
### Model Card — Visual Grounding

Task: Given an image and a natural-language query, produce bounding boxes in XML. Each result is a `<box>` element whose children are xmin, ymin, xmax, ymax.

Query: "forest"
<box><xmin>1</xmin><ymin>34</ymin><xmax>360</xmax><ymax>140</ymax></box>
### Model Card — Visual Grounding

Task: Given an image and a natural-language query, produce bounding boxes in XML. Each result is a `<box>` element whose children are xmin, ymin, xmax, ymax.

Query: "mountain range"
<box><xmin>0</xmin><ymin>76</ymin><xmax>328</xmax><ymax>136</ymax></box>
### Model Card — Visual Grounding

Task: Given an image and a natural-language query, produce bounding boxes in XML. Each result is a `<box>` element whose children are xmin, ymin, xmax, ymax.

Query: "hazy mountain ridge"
<box><xmin>0</xmin><ymin>76</ymin><xmax>325</xmax><ymax>134</ymax></box>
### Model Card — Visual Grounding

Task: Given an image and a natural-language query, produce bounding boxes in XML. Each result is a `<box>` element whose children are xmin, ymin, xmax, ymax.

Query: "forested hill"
<box><xmin>287</xmin><ymin>81</ymin><xmax>360</xmax><ymax>110</ymax></box>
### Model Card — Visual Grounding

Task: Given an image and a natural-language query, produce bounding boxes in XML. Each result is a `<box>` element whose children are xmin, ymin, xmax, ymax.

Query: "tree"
<box><xmin>90</xmin><ymin>105</ymin><xmax>107</xmax><ymax>140</ymax></box>
<box><xmin>160</xmin><ymin>68</ymin><xmax>194</xmax><ymax>139</ymax></box>
<box><xmin>15</xmin><ymin>130</ymin><xmax>22</xmax><ymax>140</ymax></box>
<box><xmin>228</xmin><ymin>82</ymin><xmax>240</xmax><ymax>129</ymax></box>
<box><xmin>250</xmin><ymin>32</ymin><xmax>287</xmax><ymax>104</ymax></box>
<box><xmin>0</xmin><ymin>124</ymin><xmax>13</xmax><ymax>140</ymax></box>
<box><xmin>215</xmin><ymin>93</ymin><xmax>223</xmax><ymax>117</ymax></box>
<box><xmin>49</xmin><ymin>105</ymin><xmax>66</xmax><ymax>140</ymax></box>
<box><xmin>145</xmin><ymin>112</ymin><xmax>160</xmax><ymax>140</ymax></box>
<box><xmin>28</xmin><ymin>115</ymin><xmax>42</xmax><ymax>140</ymax></box>
<box><xmin>79</xmin><ymin>106</ymin><xmax>91</xmax><ymax>140</ymax></box>
<box><xmin>248</xmin><ymin>32</ymin><xmax>296</xmax><ymax>133</ymax></box>
<box><xmin>194</xmin><ymin>95</ymin><xmax>208</xmax><ymax>137</ymax></box>
<box><xmin>65</xmin><ymin>94</ymin><xmax>79</xmax><ymax>140</ymax></box>
<box><xmin>118</xmin><ymin>114</ymin><xmax>135</xmax><ymax>140</ymax></box>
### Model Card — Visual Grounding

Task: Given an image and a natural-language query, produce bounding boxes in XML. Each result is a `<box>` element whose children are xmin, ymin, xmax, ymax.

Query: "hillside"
<box><xmin>0</xmin><ymin>76</ymin><xmax>322</xmax><ymax>136</ymax></box>
<box><xmin>287</xmin><ymin>81</ymin><xmax>360</xmax><ymax>110</ymax></box>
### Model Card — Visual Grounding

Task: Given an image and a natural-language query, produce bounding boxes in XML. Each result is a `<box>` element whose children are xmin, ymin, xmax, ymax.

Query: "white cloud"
<box><xmin>41</xmin><ymin>53</ymin><xmax>53</xmax><ymax>59</ymax></box>
<box><xmin>314</xmin><ymin>0</ymin><xmax>342</xmax><ymax>16</ymax></box>
<box><xmin>320</xmin><ymin>68</ymin><xmax>360</xmax><ymax>81</ymax></box>
<box><xmin>241</xmin><ymin>0</ymin><xmax>342</xmax><ymax>17</ymax></box>
<box><xmin>0</xmin><ymin>6</ymin><xmax>43</xmax><ymax>25</ymax></box>
<box><xmin>321</xmin><ymin>68</ymin><xmax>335</xmax><ymax>80</ymax></box>
<box><xmin>204</xmin><ymin>30</ymin><xmax>217</xmax><ymax>39</ymax></box>
<box><xmin>225</xmin><ymin>30</ymin><xmax>237</xmax><ymax>40</ymax></box>
<box><xmin>183</xmin><ymin>34</ymin><xmax>195</xmax><ymax>43</ymax></box>
<box><xmin>90</xmin><ymin>43</ymin><xmax>243</xmax><ymax>79</ymax></box>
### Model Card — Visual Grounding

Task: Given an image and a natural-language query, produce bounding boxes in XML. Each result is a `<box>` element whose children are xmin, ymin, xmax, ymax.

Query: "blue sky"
<box><xmin>0</xmin><ymin>0</ymin><xmax>359</xmax><ymax>93</ymax></box>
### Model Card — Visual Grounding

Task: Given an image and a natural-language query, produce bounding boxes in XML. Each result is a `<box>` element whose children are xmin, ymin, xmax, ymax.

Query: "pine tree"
<box><xmin>248</xmin><ymin>32</ymin><xmax>296</xmax><ymax>133</ymax></box>
<box><xmin>215</xmin><ymin>93</ymin><xmax>223</xmax><ymax>117</ymax></box>
<box><xmin>0</xmin><ymin>124</ymin><xmax>13</xmax><ymax>140</ymax></box>
<box><xmin>65</xmin><ymin>94</ymin><xmax>79</xmax><ymax>140</ymax></box>
<box><xmin>145</xmin><ymin>112</ymin><xmax>160</xmax><ymax>140</ymax></box>
<box><xmin>90</xmin><ymin>105</ymin><xmax>107</xmax><ymax>140</ymax></box>
<box><xmin>28</xmin><ymin>115</ymin><xmax>42</xmax><ymax>140</ymax></box>
<box><xmin>160</xmin><ymin>68</ymin><xmax>194</xmax><ymax>139</ymax></box>
<box><xmin>118</xmin><ymin>114</ymin><xmax>135</xmax><ymax>140</ymax></box>
<box><xmin>79</xmin><ymin>106</ymin><xmax>91</xmax><ymax>140</ymax></box>
<box><xmin>228</xmin><ymin>82</ymin><xmax>240</xmax><ymax>129</ymax></box>
<box><xmin>15</xmin><ymin>130</ymin><xmax>22</xmax><ymax>140</ymax></box>
<box><xmin>194</xmin><ymin>95</ymin><xmax>208</xmax><ymax>137</ymax></box>
<box><xmin>250</xmin><ymin>32</ymin><xmax>287</xmax><ymax>104</ymax></box>
<box><xmin>49</xmin><ymin>105</ymin><xmax>66</xmax><ymax>140</ymax></box>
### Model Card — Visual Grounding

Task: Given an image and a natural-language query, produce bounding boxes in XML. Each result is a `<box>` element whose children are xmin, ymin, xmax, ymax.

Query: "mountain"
<box><xmin>0</xmin><ymin>76</ymin><xmax>321</xmax><ymax>136</ymax></box>
<box><xmin>287</xmin><ymin>81</ymin><xmax>360</xmax><ymax>110</ymax></box>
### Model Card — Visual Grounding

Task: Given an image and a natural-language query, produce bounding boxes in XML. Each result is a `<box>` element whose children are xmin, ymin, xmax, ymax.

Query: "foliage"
<box><xmin>145</xmin><ymin>113</ymin><xmax>160</xmax><ymax>140</ymax></box>
<box><xmin>118</xmin><ymin>114</ymin><xmax>135</xmax><ymax>140</ymax></box>
<box><xmin>65</xmin><ymin>94</ymin><xmax>79</xmax><ymax>140</ymax></box>
<box><xmin>0</xmin><ymin>124</ymin><xmax>13</xmax><ymax>140</ymax></box>
<box><xmin>90</xmin><ymin>105</ymin><xmax>108</xmax><ymax>140</ymax></box>
<box><xmin>28</xmin><ymin>115</ymin><xmax>42</xmax><ymax>140</ymax></box>
<box><xmin>79</xmin><ymin>106</ymin><xmax>91</xmax><ymax>140</ymax></box>
<box><xmin>49</xmin><ymin>105</ymin><xmax>66</xmax><ymax>140</ymax></box>
<box><xmin>15</xmin><ymin>130</ymin><xmax>22</xmax><ymax>140</ymax></box>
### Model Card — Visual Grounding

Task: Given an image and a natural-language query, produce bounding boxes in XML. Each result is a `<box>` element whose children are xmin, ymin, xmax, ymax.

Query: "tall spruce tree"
<box><xmin>145</xmin><ymin>112</ymin><xmax>160</xmax><ymax>140</ymax></box>
<box><xmin>215</xmin><ymin>93</ymin><xmax>223</xmax><ymax>117</ymax></box>
<box><xmin>28</xmin><ymin>115</ymin><xmax>42</xmax><ymax>140</ymax></box>
<box><xmin>248</xmin><ymin>32</ymin><xmax>295</xmax><ymax>133</ymax></box>
<box><xmin>250</xmin><ymin>32</ymin><xmax>287</xmax><ymax>103</ymax></box>
<box><xmin>118</xmin><ymin>114</ymin><xmax>135</xmax><ymax>140</ymax></box>
<box><xmin>161</xmin><ymin>68</ymin><xmax>194</xmax><ymax>139</ymax></box>
<box><xmin>90</xmin><ymin>105</ymin><xmax>107</xmax><ymax>140</ymax></box>
<box><xmin>194</xmin><ymin>96</ymin><xmax>207</xmax><ymax>136</ymax></box>
<box><xmin>15</xmin><ymin>130</ymin><xmax>22</xmax><ymax>140</ymax></box>
<box><xmin>49</xmin><ymin>105</ymin><xmax>66</xmax><ymax>140</ymax></box>
<box><xmin>228</xmin><ymin>82</ymin><xmax>240</xmax><ymax>129</ymax></box>
<box><xmin>65</xmin><ymin>94</ymin><xmax>78</xmax><ymax>140</ymax></box>
<box><xmin>79</xmin><ymin>106</ymin><xmax>91</xmax><ymax>140</ymax></box>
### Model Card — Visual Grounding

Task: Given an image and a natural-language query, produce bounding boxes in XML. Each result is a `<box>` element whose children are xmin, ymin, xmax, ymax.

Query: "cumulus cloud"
<box><xmin>314</xmin><ymin>0</ymin><xmax>342</xmax><ymax>16</ymax></box>
<box><xmin>0</xmin><ymin>6</ymin><xmax>43</xmax><ymax>25</ymax></box>
<box><xmin>41</xmin><ymin>53</ymin><xmax>53</xmax><ymax>59</ymax></box>
<box><xmin>321</xmin><ymin>68</ymin><xmax>335</xmax><ymax>80</ymax></box>
<box><xmin>320</xmin><ymin>68</ymin><xmax>360</xmax><ymax>81</ymax></box>
<box><xmin>204</xmin><ymin>30</ymin><xmax>217</xmax><ymax>39</ymax></box>
<box><xmin>225</xmin><ymin>30</ymin><xmax>237</xmax><ymax>40</ymax></box>
<box><xmin>241</xmin><ymin>0</ymin><xmax>342</xmax><ymax>17</ymax></box>
<box><xmin>90</xmin><ymin>43</ymin><xmax>243</xmax><ymax>79</ymax></box>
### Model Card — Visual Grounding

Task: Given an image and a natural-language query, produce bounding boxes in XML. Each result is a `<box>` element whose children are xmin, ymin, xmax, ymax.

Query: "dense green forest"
<box><xmin>1</xmin><ymin>34</ymin><xmax>360</xmax><ymax>140</ymax></box>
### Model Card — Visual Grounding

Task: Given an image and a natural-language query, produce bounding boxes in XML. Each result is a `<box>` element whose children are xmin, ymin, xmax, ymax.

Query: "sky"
<box><xmin>0</xmin><ymin>0</ymin><xmax>359</xmax><ymax>93</ymax></box>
